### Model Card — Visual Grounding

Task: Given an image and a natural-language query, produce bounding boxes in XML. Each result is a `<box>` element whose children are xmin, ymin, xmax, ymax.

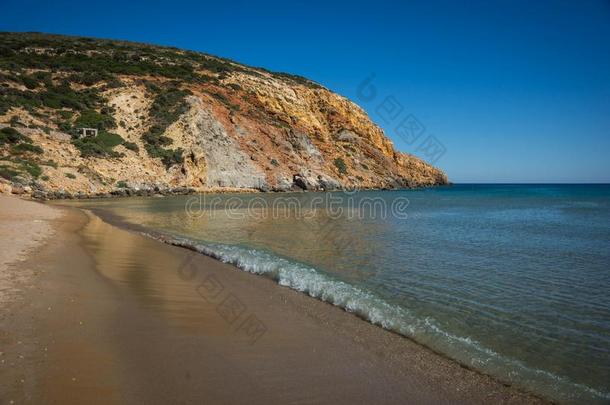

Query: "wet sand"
<box><xmin>0</xmin><ymin>197</ymin><xmax>546</xmax><ymax>404</ymax></box>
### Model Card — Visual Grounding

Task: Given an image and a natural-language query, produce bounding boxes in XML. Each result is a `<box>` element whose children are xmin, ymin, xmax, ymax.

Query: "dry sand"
<box><xmin>0</xmin><ymin>195</ymin><xmax>61</xmax><ymax>305</ymax></box>
<box><xmin>0</xmin><ymin>197</ymin><xmax>547</xmax><ymax>404</ymax></box>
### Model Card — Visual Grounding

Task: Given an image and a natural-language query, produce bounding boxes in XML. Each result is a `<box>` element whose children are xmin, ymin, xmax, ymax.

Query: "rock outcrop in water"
<box><xmin>0</xmin><ymin>32</ymin><xmax>448</xmax><ymax>197</ymax></box>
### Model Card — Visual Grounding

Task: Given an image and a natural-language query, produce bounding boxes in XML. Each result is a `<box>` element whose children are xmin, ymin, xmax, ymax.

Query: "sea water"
<box><xmin>65</xmin><ymin>184</ymin><xmax>610</xmax><ymax>403</ymax></box>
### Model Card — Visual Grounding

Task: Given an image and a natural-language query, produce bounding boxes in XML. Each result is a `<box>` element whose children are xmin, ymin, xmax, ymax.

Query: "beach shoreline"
<box><xmin>0</xmin><ymin>195</ymin><xmax>546</xmax><ymax>404</ymax></box>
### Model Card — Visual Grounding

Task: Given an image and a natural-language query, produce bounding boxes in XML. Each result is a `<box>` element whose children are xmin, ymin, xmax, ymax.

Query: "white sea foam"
<box><xmin>152</xmin><ymin>233</ymin><xmax>609</xmax><ymax>404</ymax></box>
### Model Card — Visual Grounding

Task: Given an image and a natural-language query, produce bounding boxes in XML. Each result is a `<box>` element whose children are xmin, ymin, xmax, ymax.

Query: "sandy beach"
<box><xmin>0</xmin><ymin>195</ymin><xmax>546</xmax><ymax>404</ymax></box>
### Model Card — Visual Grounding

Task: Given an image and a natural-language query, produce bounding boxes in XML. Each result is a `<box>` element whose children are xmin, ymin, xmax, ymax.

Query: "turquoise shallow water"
<box><xmin>65</xmin><ymin>184</ymin><xmax>610</xmax><ymax>403</ymax></box>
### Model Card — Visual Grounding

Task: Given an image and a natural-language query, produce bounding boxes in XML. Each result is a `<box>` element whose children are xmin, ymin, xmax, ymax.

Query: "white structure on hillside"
<box><xmin>76</xmin><ymin>128</ymin><xmax>98</xmax><ymax>138</ymax></box>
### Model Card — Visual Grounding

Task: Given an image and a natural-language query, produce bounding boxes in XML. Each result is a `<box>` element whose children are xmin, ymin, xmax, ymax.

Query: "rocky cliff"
<box><xmin>0</xmin><ymin>32</ymin><xmax>448</xmax><ymax>198</ymax></box>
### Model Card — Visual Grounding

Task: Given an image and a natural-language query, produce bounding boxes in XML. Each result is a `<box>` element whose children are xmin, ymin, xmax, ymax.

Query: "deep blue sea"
<box><xmin>66</xmin><ymin>184</ymin><xmax>610</xmax><ymax>403</ymax></box>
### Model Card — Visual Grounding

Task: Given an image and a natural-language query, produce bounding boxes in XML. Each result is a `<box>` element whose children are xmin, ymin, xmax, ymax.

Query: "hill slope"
<box><xmin>0</xmin><ymin>32</ymin><xmax>447</xmax><ymax>197</ymax></box>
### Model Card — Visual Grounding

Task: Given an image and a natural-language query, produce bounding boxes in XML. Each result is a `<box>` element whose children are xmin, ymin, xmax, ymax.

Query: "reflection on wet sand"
<box><xmin>80</xmin><ymin>213</ymin><xmax>231</xmax><ymax>334</ymax></box>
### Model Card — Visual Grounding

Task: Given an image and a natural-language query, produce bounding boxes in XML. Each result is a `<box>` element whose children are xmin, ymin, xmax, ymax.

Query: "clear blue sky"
<box><xmin>2</xmin><ymin>0</ymin><xmax>609</xmax><ymax>183</ymax></box>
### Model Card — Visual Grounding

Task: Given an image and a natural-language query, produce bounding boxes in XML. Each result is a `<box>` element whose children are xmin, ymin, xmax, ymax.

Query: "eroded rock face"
<box><xmin>0</xmin><ymin>33</ymin><xmax>448</xmax><ymax>197</ymax></box>
<box><xmin>165</xmin><ymin>97</ymin><xmax>267</xmax><ymax>189</ymax></box>
<box><xmin>287</xmin><ymin>130</ymin><xmax>323</xmax><ymax>162</ymax></box>
<box><xmin>192</xmin><ymin>101</ymin><xmax>267</xmax><ymax>189</ymax></box>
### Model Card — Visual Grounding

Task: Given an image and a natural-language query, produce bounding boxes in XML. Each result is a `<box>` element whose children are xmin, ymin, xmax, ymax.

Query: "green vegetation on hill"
<box><xmin>74</xmin><ymin>108</ymin><xmax>116</xmax><ymax>130</ymax></box>
<box><xmin>0</xmin><ymin>126</ymin><xmax>44</xmax><ymax>180</ymax></box>
<box><xmin>142</xmin><ymin>84</ymin><xmax>191</xmax><ymax>167</ymax></box>
<box><xmin>0</xmin><ymin>126</ymin><xmax>43</xmax><ymax>156</ymax></box>
<box><xmin>334</xmin><ymin>157</ymin><xmax>348</xmax><ymax>174</ymax></box>
<box><xmin>0</xmin><ymin>126</ymin><xmax>46</xmax><ymax>182</ymax></box>
<box><xmin>11</xmin><ymin>142</ymin><xmax>43</xmax><ymax>155</ymax></box>
<box><xmin>72</xmin><ymin>131</ymin><xmax>126</xmax><ymax>158</ymax></box>
<box><xmin>0</xmin><ymin>81</ymin><xmax>102</xmax><ymax>116</ymax></box>
<box><xmin>0</xmin><ymin>32</ymin><xmax>322</xmax><ymax>88</ymax></box>
<box><xmin>0</xmin><ymin>35</ymin><xmax>199</xmax><ymax>82</ymax></box>
<box><xmin>0</xmin><ymin>126</ymin><xmax>29</xmax><ymax>145</ymax></box>
<box><xmin>0</xmin><ymin>156</ymin><xmax>42</xmax><ymax>180</ymax></box>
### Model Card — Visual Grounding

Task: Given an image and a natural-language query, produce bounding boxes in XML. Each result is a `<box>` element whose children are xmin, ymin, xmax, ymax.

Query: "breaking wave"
<box><xmin>147</xmin><ymin>232</ymin><xmax>609</xmax><ymax>404</ymax></box>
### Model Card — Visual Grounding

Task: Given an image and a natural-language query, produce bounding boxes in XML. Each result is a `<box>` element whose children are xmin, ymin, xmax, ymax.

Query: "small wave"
<box><xmin>147</xmin><ymin>232</ymin><xmax>609</xmax><ymax>403</ymax></box>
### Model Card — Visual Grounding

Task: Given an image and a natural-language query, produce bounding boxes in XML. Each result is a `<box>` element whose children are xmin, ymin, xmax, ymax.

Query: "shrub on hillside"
<box><xmin>72</xmin><ymin>131</ymin><xmax>125</xmax><ymax>158</ymax></box>
<box><xmin>123</xmin><ymin>141</ymin><xmax>139</xmax><ymax>152</ymax></box>
<box><xmin>11</xmin><ymin>142</ymin><xmax>43</xmax><ymax>155</ymax></box>
<box><xmin>0</xmin><ymin>127</ymin><xmax>30</xmax><ymax>145</ymax></box>
<box><xmin>74</xmin><ymin>109</ymin><xmax>116</xmax><ymax>130</ymax></box>
<box><xmin>1</xmin><ymin>157</ymin><xmax>43</xmax><ymax>179</ymax></box>
<box><xmin>334</xmin><ymin>157</ymin><xmax>348</xmax><ymax>175</ymax></box>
